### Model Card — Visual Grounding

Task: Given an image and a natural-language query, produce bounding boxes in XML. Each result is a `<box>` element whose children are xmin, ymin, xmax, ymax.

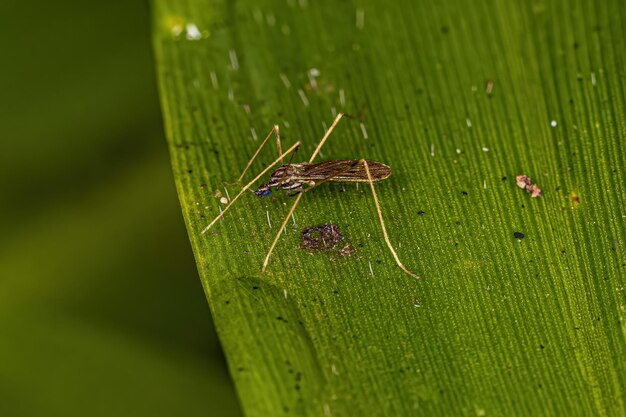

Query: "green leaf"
<box><xmin>153</xmin><ymin>0</ymin><xmax>626</xmax><ymax>415</ymax></box>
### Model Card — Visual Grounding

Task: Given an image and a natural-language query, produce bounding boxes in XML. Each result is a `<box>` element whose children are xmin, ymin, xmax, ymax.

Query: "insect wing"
<box><xmin>294</xmin><ymin>160</ymin><xmax>391</xmax><ymax>182</ymax></box>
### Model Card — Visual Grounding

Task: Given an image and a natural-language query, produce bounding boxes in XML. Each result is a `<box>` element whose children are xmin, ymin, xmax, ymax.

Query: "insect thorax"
<box><xmin>268</xmin><ymin>163</ymin><xmax>307</xmax><ymax>191</ymax></box>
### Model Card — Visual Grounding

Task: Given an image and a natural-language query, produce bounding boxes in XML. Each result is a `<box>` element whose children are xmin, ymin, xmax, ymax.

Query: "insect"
<box><xmin>201</xmin><ymin>113</ymin><xmax>419</xmax><ymax>280</ymax></box>
<box><xmin>253</xmin><ymin>159</ymin><xmax>391</xmax><ymax>197</ymax></box>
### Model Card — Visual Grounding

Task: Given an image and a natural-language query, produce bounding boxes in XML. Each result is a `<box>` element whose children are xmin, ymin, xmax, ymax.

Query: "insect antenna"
<box><xmin>202</xmin><ymin>141</ymin><xmax>301</xmax><ymax>234</ymax></box>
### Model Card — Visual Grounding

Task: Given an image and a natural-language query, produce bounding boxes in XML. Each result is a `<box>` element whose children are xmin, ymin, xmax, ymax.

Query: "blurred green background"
<box><xmin>0</xmin><ymin>1</ymin><xmax>242</xmax><ymax>416</ymax></box>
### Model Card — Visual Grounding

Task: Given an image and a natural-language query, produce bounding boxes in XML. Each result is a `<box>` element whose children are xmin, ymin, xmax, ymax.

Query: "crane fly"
<box><xmin>253</xmin><ymin>159</ymin><xmax>391</xmax><ymax>197</ymax></box>
<box><xmin>201</xmin><ymin>113</ymin><xmax>419</xmax><ymax>280</ymax></box>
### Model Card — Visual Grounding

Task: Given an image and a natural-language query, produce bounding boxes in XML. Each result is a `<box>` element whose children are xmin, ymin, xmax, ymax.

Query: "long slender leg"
<box><xmin>275</xmin><ymin>125</ymin><xmax>284</xmax><ymax>164</ymax></box>
<box><xmin>308</xmin><ymin>113</ymin><xmax>344</xmax><ymax>163</ymax></box>
<box><xmin>237</xmin><ymin>125</ymin><xmax>284</xmax><ymax>183</ymax></box>
<box><xmin>202</xmin><ymin>141</ymin><xmax>301</xmax><ymax>234</ymax></box>
<box><xmin>262</xmin><ymin>193</ymin><xmax>303</xmax><ymax>273</ymax></box>
<box><xmin>362</xmin><ymin>160</ymin><xmax>420</xmax><ymax>280</ymax></box>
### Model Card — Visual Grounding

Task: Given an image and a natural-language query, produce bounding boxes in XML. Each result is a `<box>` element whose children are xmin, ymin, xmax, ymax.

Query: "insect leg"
<box><xmin>275</xmin><ymin>124</ymin><xmax>284</xmax><ymax>164</ymax></box>
<box><xmin>308</xmin><ymin>113</ymin><xmax>344</xmax><ymax>163</ymax></box>
<box><xmin>237</xmin><ymin>125</ymin><xmax>282</xmax><ymax>183</ymax></box>
<box><xmin>202</xmin><ymin>141</ymin><xmax>301</xmax><ymax>234</ymax></box>
<box><xmin>262</xmin><ymin>193</ymin><xmax>304</xmax><ymax>273</ymax></box>
<box><xmin>362</xmin><ymin>160</ymin><xmax>420</xmax><ymax>280</ymax></box>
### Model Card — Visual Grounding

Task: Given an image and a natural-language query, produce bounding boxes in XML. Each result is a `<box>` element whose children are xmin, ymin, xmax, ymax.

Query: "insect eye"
<box><xmin>262</xmin><ymin>189</ymin><xmax>272</xmax><ymax>197</ymax></box>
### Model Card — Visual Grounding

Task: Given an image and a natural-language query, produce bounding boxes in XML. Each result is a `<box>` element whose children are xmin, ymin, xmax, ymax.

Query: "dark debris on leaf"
<box><xmin>300</xmin><ymin>224</ymin><xmax>354</xmax><ymax>256</ymax></box>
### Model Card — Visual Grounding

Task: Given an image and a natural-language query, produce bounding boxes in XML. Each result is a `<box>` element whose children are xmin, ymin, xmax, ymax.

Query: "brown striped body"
<box><xmin>254</xmin><ymin>160</ymin><xmax>391</xmax><ymax>197</ymax></box>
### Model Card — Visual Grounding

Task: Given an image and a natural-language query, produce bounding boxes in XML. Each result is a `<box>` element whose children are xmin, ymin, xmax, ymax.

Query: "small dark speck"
<box><xmin>358</xmin><ymin>243</ymin><xmax>364</xmax><ymax>248</ymax></box>
<box><xmin>225</xmin><ymin>300</ymin><xmax>230</xmax><ymax>304</ymax></box>
<box><xmin>561</xmin><ymin>249</ymin><xmax>566</xmax><ymax>255</ymax></box>
<box><xmin>418</xmin><ymin>211</ymin><xmax>426</xmax><ymax>216</ymax></box>
<box><xmin>332</xmin><ymin>290</ymin><xmax>339</xmax><ymax>295</ymax></box>
<box><xmin>200</xmin><ymin>183</ymin><xmax>207</xmax><ymax>189</ymax></box>
<box><xmin>252</xmin><ymin>286</ymin><xmax>259</xmax><ymax>290</ymax></box>
<box><xmin>461</xmin><ymin>191</ymin><xmax>468</xmax><ymax>196</ymax></box>
<box><xmin>514</xmin><ymin>232</ymin><xmax>525</xmax><ymax>239</ymax></box>
<box><xmin>376</xmin><ymin>259</ymin><xmax>381</xmax><ymax>264</ymax></box>
<box><xmin>573</xmin><ymin>42</ymin><xmax>579</xmax><ymax>49</ymax></box>
<box><xmin>187</xmin><ymin>169</ymin><xmax>193</xmax><ymax>174</ymax></box>
<box><xmin>540</xmin><ymin>344</ymin><xmax>545</xmax><ymax>349</ymax></box>
<box><xmin>295</xmin><ymin>384</ymin><xmax>301</xmax><ymax>391</ymax></box>
<box><xmin>502</xmin><ymin>176</ymin><xmax>507</xmax><ymax>181</ymax></box>
<box><xmin>441</xmin><ymin>25</ymin><xmax>449</xmax><ymax>34</ymax></box>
